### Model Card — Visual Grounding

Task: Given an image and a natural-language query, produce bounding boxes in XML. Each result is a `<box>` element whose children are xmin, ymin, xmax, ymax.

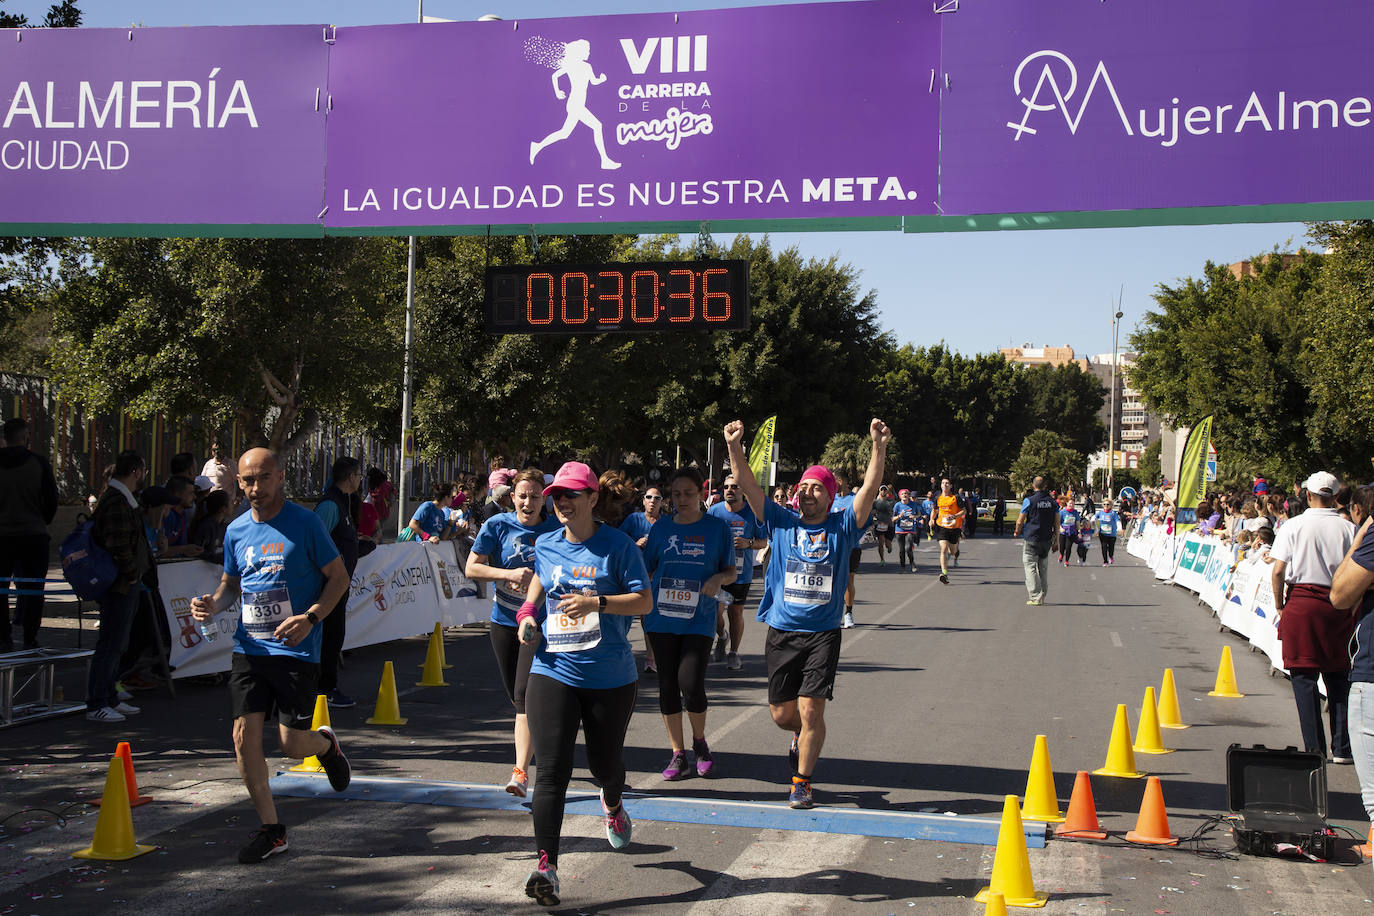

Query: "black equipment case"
<box><xmin>1226</xmin><ymin>743</ymin><xmax>1333</xmax><ymax>860</ymax></box>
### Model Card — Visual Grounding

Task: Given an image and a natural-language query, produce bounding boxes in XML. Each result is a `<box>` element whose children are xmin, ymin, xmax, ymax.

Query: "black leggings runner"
<box><xmin>1100</xmin><ymin>534</ymin><xmax>1117</xmax><ymax>563</ymax></box>
<box><xmin>895</xmin><ymin>532</ymin><xmax>916</xmax><ymax>567</ymax></box>
<box><xmin>1058</xmin><ymin>534</ymin><xmax>1074</xmax><ymax>564</ymax></box>
<box><xmin>488</xmin><ymin>620</ymin><xmax>537</xmax><ymax>714</ymax></box>
<box><xmin>526</xmin><ymin>673</ymin><xmax>637</xmax><ymax>866</ymax></box>
<box><xmin>645</xmin><ymin>632</ymin><xmax>712</xmax><ymax>715</ymax></box>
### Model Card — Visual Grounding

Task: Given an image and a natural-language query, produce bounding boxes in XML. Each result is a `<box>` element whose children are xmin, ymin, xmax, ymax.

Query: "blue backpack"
<box><xmin>60</xmin><ymin>516</ymin><xmax>119</xmax><ymax>601</ymax></box>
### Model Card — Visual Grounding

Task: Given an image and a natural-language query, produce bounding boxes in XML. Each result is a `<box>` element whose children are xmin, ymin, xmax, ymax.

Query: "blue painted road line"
<box><xmin>270</xmin><ymin>773</ymin><xmax>1047</xmax><ymax>848</ymax></box>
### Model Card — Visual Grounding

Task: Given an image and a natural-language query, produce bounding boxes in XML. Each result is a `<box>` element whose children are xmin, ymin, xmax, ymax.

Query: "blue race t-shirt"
<box><xmin>1095</xmin><ymin>510</ymin><xmax>1121</xmax><ymax>537</ymax></box>
<box><xmin>893</xmin><ymin>500</ymin><xmax>918</xmax><ymax>533</ymax></box>
<box><xmin>1347</xmin><ymin>534</ymin><xmax>1374</xmax><ymax>683</ymax></box>
<box><xmin>412</xmin><ymin>501</ymin><xmax>448</xmax><ymax>538</ymax></box>
<box><xmin>757</xmin><ymin>500</ymin><xmax>862</xmax><ymax>633</ymax></box>
<box><xmin>471</xmin><ymin>512</ymin><xmax>562</xmax><ymax>626</ymax></box>
<box><xmin>224</xmin><ymin>501</ymin><xmax>341</xmax><ymax>662</ymax></box>
<box><xmin>1059</xmin><ymin>508</ymin><xmax>1081</xmax><ymax>536</ymax></box>
<box><xmin>529</xmin><ymin>523</ymin><xmax>649</xmax><ymax>689</ymax></box>
<box><xmin>619</xmin><ymin>511</ymin><xmax>655</xmax><ymax>544</ymax></box>
<box><xmin>708</xmin><ymin>501</ymin><xmax>762</xmax><ymax>584</ymax></box>
<box><xmin>644</xmin><ymin>514</ymin><xmax>734</xmax><ymax>636</ymax></box>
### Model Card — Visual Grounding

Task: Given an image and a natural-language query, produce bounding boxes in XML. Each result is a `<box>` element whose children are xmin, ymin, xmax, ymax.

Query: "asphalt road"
<box><xmin>3</xmin><ymin>533</ymin><xmax>1372</xmax><ymax>914</ymax></box>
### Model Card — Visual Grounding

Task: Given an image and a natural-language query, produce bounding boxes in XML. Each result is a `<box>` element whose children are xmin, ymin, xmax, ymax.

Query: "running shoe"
<box><xmin>939</xmin><ymin>572</ymin><xmax>949</xmax><ymax>585</ymax></box>
<box><xmin>114</xmin><ymin>701</ymin><xmax>141</xmax><ymax>716</ymax></box>
<box><xmin>116</xmin><ymin>682</ymin><xmax>133</xmax><ymax>701</ymax></box>
<box><xmin>662</xmin><ymin>749</ymin><xmax>691</xmax><ymax>781</ymax></box>
<box><xmin>1331</xmin><ymin>756</ymin><xmax>1354</xmax><ymax>765</ymax></box>
<box><xmin>712</xmin><ymin>638</ymin><xmax>726</xmax><ymax>663</ymax></box>
<box><xmin>505</xmin><ymin>766</ymin><xmax>529</xmax><ymax>798</ymax></box>
<box><xmin>726</xmin><ymin>651</ymin><xmax>741</xmax><ymax>670</ymax></box>
<box><xmin>693</xmin><ymin>737</ymin><xmax>716</xmax><ymax>778</ymax></box>
<box><xmin>602</xmin><ymin>791</ymin><xmax>633</xmax><ymax>848</ymax></box>
<box><xmin>643</xmin><ymin>659</ymin><xmax>657</xmax><ymax>674</ymax></box>
<box><xmin>326</xmin><ymin>689</ymin><xmax>356</xmax><ymax>709</ymax></box>
<box><xmin>788</xmin><ymin>732</ymin><xmax>800</xmax><ymax>773</ymax></box>
<box><xmin>789</xmin><ymin>776</ymin><xmax>814</xmax><ymax>809</ymax></box>
<box><xmin>238</xmin><ymin>824</ymin><xmax>288</xmax><ymax>864</ymax></box>
<box><xmin>841</xmin><ymin>611</ymin><xmax>855</xmax><ymax>629</ymax></box>
<box><xmin>524</xmin><ymin>850</ymin><xmax>560</xmax><ymax>906</ymax></box>
<box><xmin>85</xmin><ymin>706</ymin><xmax>125</xmax><ymax>723</ymax></box>
<box><xmin>317</xmin><ymin>725</ymin><xmax>351</xmax><ymax>792</ymax></box>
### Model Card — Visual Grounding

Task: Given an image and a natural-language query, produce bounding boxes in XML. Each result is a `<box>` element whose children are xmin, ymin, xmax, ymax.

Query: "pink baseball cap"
<box><xmin>543</xmin><ymin>461</ymin><xmax>600</xmax><ymax>496</ymax></box>
<box><xmin>798</xmin><ymin>465</ymin><xmax>838</xmax><ymax>502</ymax></box>
<box><xmin>488</xmin><ymin>468</ymin><xmax>515</xmax><ymax>490</ymax></box>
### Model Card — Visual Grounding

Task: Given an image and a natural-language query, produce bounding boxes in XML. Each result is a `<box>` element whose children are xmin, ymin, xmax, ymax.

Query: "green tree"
<box><xmin>1019</xmin><ymin>362</ymin><xmax>1107</xmax><ymax>456</ymax></box>
<box><xmin>1010</xmin><ymin>429</ymin><xmax>1085</xmax><ymax>493</ymax></box>
<box><xmin>818</xmin><ymin>429</ymin><xmax>901</xmax><ymax>485</ymax></box>
<box><xmin>1305</xmin><ymin>221</ymin><xmax>1374</xmax><ymax>472</ymax></box>
<box><xmin>1129</xmin><ymin>251</ymin><xmax>1323</xmax><ymax>482</ymax></box>
<box><xmin>48</xmin><ymin>237</ymin><xmax>404</xmax><ymax>451</ymax></box>
<box><xmin>0</xmin><ymin>0</ymin><xmax>80</xmax><ymax>27</ymax></box>
<box><xmin>1138</xmin><ymin>439</ymin><xmax>1162</xmax><ymax>488</ymax></box>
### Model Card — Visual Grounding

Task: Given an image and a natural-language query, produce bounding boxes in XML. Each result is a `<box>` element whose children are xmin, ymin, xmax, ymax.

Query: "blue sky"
<box><xmin>18</xmin><ymin>0</ymin><xmax>1310</xmax><ymax>358</ymax></box>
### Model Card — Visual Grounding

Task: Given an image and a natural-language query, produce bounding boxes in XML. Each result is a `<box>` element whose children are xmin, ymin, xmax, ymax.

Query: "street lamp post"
<box><xmin>1107</xmin><ymin>295</ymin><xmax>1123</xmax><ymax>497</ymax></box>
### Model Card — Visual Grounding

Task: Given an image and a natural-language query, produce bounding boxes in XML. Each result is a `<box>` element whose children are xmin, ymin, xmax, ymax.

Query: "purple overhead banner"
<box><xmin>939</xmin><ymin>0</ymin><xmax>1374</xmax><ymax>215</ymax></box>
<box><xmin>324</xmin><ymin>0</ymin><xmax>939</xmax><ymax>229</ymax></box>
<box><xmin>0</xmin><ymin>26</ymin><xmax>328</xmax><ymax>229</ymax></box>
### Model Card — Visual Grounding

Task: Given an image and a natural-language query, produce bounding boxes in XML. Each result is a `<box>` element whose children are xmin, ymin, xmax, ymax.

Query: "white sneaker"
<box><xmin>114</xmin><ymin>701</ymin><xmax>141</xmax><ymax>716</ymax></box>
<box><xmin>841</xmin><ymin>611</ymin><xmax>855</xmax><ymax>629</ymax></box>
<box><xmin>726</xmin><ymin>651</ymin><xmax>741</xmax><ymax>670</ymax></box>
<box><xmin>86</xmin><ymin>706</ymin><xmax>125</xmax><ymax>723</ymax></box>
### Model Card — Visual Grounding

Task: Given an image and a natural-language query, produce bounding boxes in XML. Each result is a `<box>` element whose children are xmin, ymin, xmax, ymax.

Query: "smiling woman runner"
<box><xmin>516</xmin><ymin>461</ymin><xmax>652</xmax><ymax>908</ymax></box>
<box><xmin>643</xmin><ymin>468</ymin><xmax>736</xmax><ymax>780</ymax></box>
<box><xmin>466</xmin><ymin>469</ymin><xmax>561</xmax><ymax>799</ymax></box>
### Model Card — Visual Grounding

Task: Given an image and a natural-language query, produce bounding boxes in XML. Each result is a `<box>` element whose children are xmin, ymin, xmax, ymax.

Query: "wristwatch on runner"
<box><xmin>306</xmin><ymin>611</ymin><xmax>320</xmax><ymax>625</ymax></box>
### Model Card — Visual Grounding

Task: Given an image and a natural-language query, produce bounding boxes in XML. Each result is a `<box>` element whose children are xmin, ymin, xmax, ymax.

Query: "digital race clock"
<box><xmin>483</xmin><ymin>260</ymin><xmax>750</xmax><ymax>334</ymax></box>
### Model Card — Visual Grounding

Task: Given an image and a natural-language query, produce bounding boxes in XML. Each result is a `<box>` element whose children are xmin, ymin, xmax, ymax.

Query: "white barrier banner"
<box><xmin>1199</xmin><ymin>542</ymin><xmax>1237</xmax><ymax>612</ymax></box>
<box><xmin>1219</xmin><ymin>556</ymin><xmax>1264</xmax><ymax>637</ymax></box>
<box><xmin>1248</xmin><ymin>570</ymin><xmax>1283</xmax><ymax>669</ymax></box>
<box><xmin>1153</xmin><ymin>533</ymin><xmax>1181</xmax><ymax>580</ymax></box>
<box><xmin>1170</xmin><ymin>534</ymin><xmax>1210</xmax><ymax>593</ymax></box>
<box><xmin>159</xmin><ymin>542</ymin><xmax>488</xmax><ymax>678</ymax></box>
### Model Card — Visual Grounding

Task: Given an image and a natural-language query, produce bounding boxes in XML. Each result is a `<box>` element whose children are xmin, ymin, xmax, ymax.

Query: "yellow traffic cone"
<box><xmin>437</xmin><ymin>623</ymin><xmax>453</xmax><ymax>669</ymax></box>
<box><xmin>1207</xmin><ymin>646</ymin><xmax>1244</xmax><ymax>697</ymax></box>
<box><xmin>1092</xmin><ymin>704</ymin><xmax>1144</xmax><ymax>779</ymax></box>
<box><xmin>290</xmin><ymin>695</ymin><xmax>331</xmax><ymax>772</ymax></box>
<box><xmin>366</xmin><ymin>661</ymin><xmax>409</xmax><ymax>726</ymax></box>
<box><xmin>417</xmin><ymin>628</ymin><xmax>450</xmax><ymax>687</ymax></box>
<box><xmin>974</xmin><ymin>795</ymin><xmax>1049</xmax><ymax>908</ymax></box>
<box><xmin>983</xmin><ymin>891</ymin><xmax>1009</xmax><ymax>915</ymax></box>
<box><xmin>1157</xmin><ymin>668</ymin><xmax>1189</xmax><ymax>729</ymax></box>
<box><xmin>1021</xmin><ymin>735</ymin><xmax>1064</xmax><ymax>824</ymax></box>
<box><xmin>1133</xmin><ymin>687</ymin><xmax>1174</xmax><ymax>755</ymax></box>
<box><xmin>74</xmin><ymin>755</ymin><xmax>156</xmax><ymax>861</ymax></box>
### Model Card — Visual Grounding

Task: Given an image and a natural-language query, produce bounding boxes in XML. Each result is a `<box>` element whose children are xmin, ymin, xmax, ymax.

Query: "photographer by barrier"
<box><xmin>158</xmin><ymin>541</ymin><xmax>486</xmax><ymax>679</ymax></box>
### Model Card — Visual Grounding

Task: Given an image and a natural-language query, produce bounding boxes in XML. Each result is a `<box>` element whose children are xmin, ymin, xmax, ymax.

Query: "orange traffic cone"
<box><xmin>1092</xmin><ymin>704</ymin><xmax>1144</xmax><ymax>779</ymax></box>
<box><xmin>74</xmin><ymin>755</ymin><xmax>156</xmax><ymax>860</ymax></box>
<box><xmin>1133</xmin><ymin>687</ymin><xmax>1174</xmax><ymax>755</ymax></box>
<box><xmin>1055</xmin><ymin>771</ymin><xmax>1107</xmax><ymax>840</ymax></box>
<box><xmin>1124</xmin><ymin>776</ymin><xmax>1178</xmax><ymax>846</ymax></box>
<box><xmin>290</xmin><ymin>695</ymin><xmax>331</xmax><ymax>772</ymax></box>
<box><xmin>1357</xmin><ymin>826</ymin><xmax>1373</xmax><ymax>861</ymax></box>
<box><xmin>366</xmin><ymin>661</ymin><xmax>408</xmax><ymax>726</ymax></box>
<box><xmin>93</xmin><ymin>742</ymin><xmax>151</xmax><ymax>808</ymax></box>
<box><xmin>1021</xmin><ymin>735</ymin><xmax>1064</xmax><ymax>824</ymax></box>
<box><xmin>1207</xmin><ymin>646</ymin><xmax>1244</xmax><ymax>697</ymax></box>
<box><xmin>1157</xmin><ymin>668</ymin><xmax>1189</xmax><ymax>729</ymax></box>
<box><xmin>983</xmin><ymin>891</ymin><xmax>1009</xmax><ymax>915</ymax></box>
<box><xmin>974</xmin><ymin>795</ymin><xmax>1049</xmax><ymax>908</ymax></box>
<box><xmin>417</xmin><ymin>627</ymin><xmax>450</xmax><ymax>687</ymax></box>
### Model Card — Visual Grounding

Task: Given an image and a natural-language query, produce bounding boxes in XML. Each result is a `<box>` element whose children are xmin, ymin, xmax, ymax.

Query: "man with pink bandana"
<box><xmin>723</xmin><ymin>418</ymin><xmax>890</xmax><ymax>809</ymax></box>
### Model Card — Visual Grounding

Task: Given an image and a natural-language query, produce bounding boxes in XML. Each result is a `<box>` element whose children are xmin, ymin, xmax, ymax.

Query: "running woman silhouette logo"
<box><xmin>526</xmin><ymin>37</ymin><xmax>621</xmax><ymax>170</ymax></box>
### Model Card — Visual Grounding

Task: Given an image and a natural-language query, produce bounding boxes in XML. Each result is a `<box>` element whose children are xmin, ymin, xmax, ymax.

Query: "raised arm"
<box><xmin>724</xmin><ymin>420</ymin><xmax>766</xmax><ymax>522</ymax></box>
<box><xmin>852</xmin><ymin>419</ymin><xmax>891</xmax><ymax>525</ymax></box>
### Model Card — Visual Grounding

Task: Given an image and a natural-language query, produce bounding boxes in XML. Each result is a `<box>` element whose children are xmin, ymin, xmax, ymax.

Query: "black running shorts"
<box><xmin>765</xmin><ymin>627</ymin><xmax>842</xmax><ymax>704</ymax></box>
<box><xmin>935</xmin><ymin>525</ymin><xmax>962</xmax><ymax>543</ymax></box>
<box><xmin>848</xmin><ymin>547</ymin><xmax>863</xmax><ymax>574</ymax></box>
<box><xmin>722</xmin><ymin>582</ymin><xmax>752</xmax><ymax>605</ymax></box>
<box><xmin>229</xmin><ymin>652</ymin><xmax>320</xmax><ymax>730</ymax></box>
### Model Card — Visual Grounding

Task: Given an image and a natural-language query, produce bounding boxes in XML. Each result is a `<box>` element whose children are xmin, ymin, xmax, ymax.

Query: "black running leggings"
<box><xmin>488</xmin><ymin>620</ymin><xmax>537</xmax><ymax>714</ymax></box>
<box><xmin>895</xmin><ymin>532</ymin><xmax>916</xmax><ymax>567</ymax></box>
<box><xmin>645</xmin><ymin>632</ymin><xmax>712</xmax><ymax>716</ymax></box>
<box><xmin>1100</xmin><ymin>534</ymin><xmax>1117</xmax><ymax>563</ymax></box>
<box><xmin>526</xmin><ymin>674</ymin><xmax>637</xmax><ymax>866</ymax></box>
<box><xmin>1059</xmin><ymin>535</ymin><xmax>1074</xmax><ymax>563</ymax></box>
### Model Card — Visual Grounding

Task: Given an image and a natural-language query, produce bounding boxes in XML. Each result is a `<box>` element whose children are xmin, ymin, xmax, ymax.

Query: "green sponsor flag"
<box><xmin>1176</xmin><ymin>415</ymin><xmax>1213</xmax><ymax>533</ymax></box>
<box><xmin>747</xmin><ymin>416</ymin><xmax>777</xmax><ymax>489</ymax></box>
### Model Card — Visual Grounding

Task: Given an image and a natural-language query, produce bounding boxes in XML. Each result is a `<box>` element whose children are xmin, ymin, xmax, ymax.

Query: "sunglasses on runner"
<box><xmin>550</xmin><ymin>488</ymin><xmax>594</xmax><ymax>501</ymax></box>
<box><xmin>644</xmin><ymin>494</ymin><xmax>663</xmax><ymax>501</ymax></box>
